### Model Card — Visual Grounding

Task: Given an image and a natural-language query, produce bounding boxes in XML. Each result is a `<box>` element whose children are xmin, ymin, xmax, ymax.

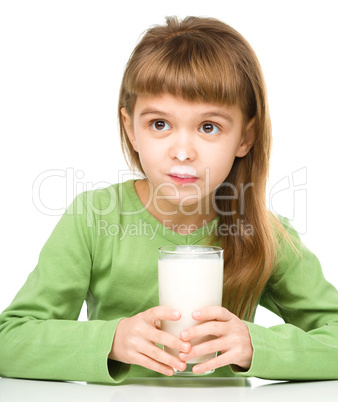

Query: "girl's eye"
<box><xmin>151</xmin><ymin>120</ymin><xmax>171</xmax><ymax>131</ymax></box>
<box><xmin>199</xmin><ymin>123</ymin><xmax>220</xmax><ymax>135</ymax></box>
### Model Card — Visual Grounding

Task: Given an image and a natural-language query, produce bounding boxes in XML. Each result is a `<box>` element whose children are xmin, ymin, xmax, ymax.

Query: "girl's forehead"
<box><xmin>133</xmin><ymin>93</ymin><xmax>243</xmax><ymax>121</ymax></box>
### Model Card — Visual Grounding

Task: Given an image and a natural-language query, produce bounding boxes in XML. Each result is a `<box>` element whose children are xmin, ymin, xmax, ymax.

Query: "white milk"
<box><xmin>158</xmin><ymin>251</ymin><xmax>223</xmax><ymax>364</ymax></box>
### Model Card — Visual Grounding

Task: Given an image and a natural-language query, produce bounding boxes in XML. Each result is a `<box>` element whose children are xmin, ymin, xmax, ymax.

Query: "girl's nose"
<box><xmin>170</xmin><ymin>132</ymin><xmax>197</xmax><ymax>162</ymax></box>
<box><xmin>171</xmin><ymin>147</ymin><xmax>197</xmax><ymax>162</ymax></box>
<box><xmin>176</xmin><ymin>151</ymin><xmax>189</xmax><ymax>161</ymax></box>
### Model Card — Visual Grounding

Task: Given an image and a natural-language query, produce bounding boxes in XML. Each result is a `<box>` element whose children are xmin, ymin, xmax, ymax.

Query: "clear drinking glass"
<box><xmin>158</xmin><ymin>245</ymin><xmax>224</xmax><ymax>375</ymax></box>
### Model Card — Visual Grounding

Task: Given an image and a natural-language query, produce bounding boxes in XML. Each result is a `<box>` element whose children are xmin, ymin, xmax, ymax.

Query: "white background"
<box><xmin>0</xmin><ymin>0</ymin><xmax>337</xmax><ymax>326</ymax></box>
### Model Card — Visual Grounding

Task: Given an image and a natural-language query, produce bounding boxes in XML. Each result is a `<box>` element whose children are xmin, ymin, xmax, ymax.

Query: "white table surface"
<box><xmin>1</xmin><ymin>377</ymin><xmax>337</xmax><ymax>402</ymax></box>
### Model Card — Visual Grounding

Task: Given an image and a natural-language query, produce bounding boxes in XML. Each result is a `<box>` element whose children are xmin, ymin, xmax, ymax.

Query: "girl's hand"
<box><xmin>108</xmin><ymin>306</ymin><xmax>191</xmax><ymax>376</ymax></box>
<box><xmin>178</xmin><ymin>306</ymin><xmax>253</xmax><ymax>375</ymax></box>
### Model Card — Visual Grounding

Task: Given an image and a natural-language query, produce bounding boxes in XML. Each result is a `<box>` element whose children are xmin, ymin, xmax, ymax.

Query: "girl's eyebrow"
<box><xmin>201</xmin><ymin>112</ymin><xmax>234</xmax><ymax>124</ymax></box>
<box><xmin>139</xmin><ymin>107</ymin><xmax>170</xmax><ymax>117</ymax></box>
<box><xmin>139</xmin><ymin>107</ymin><xmax>234</xmax><ymax>124</ymax></box>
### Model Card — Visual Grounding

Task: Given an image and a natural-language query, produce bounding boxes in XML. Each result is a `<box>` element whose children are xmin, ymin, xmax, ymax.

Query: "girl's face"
<box><xmin>121</xmin><ymin>94</ymin><xmax>255</xmax><ymax>216</ymax></box>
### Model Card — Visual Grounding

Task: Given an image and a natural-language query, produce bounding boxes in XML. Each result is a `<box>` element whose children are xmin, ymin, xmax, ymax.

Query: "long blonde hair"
<box><xmin>118</xmin><ymin>16</ymin><xmax>293</xmax><ymax>321</ymax></box>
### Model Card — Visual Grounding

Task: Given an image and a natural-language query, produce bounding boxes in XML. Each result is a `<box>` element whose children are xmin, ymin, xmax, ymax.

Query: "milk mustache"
<box><xmin>158</xmin><ymin>245</ymin><xmax>223</xmax><ymax>366</ymax></box>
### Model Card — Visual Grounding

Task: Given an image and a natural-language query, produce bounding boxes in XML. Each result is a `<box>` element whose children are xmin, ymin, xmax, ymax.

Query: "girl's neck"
<box><xmin>134</xmin><ymin>179</ymin><xmax>218</xmax><ymax>234</ymax></box>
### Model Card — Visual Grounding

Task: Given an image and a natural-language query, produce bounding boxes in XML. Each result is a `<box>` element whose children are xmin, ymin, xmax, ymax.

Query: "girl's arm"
<box><xmin>235</xmin><ymin>216</ymin><xmax>338</xmax><ymax>380</ymax></box>
<box><xmin>0</xmin><ymin>193</ymin><xmax>128</xmax><ymax>384</ymax></box>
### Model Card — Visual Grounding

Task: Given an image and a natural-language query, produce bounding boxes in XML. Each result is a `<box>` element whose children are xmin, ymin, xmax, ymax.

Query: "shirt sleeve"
<box><xmin>0</xmin><ymin>192</ymin><xmax>130</xmax><ymax>384</ymax></box>
<box><xmin>232</xmin><ymin>216</ymin><xmax>338</xmax><ymax>380</ymax></box>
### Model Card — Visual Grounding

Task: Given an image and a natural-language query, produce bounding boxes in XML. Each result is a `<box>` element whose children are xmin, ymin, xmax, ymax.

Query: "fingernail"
<box><xmin>179</xmin><ymin>353</ymin><xmax>188</xmax><ymax>361</ymax></box>
<box><xmin>193</xmin><ymin>365</ymin><xmax>201</xmax><ymax>373</ymax></box>
<box><xmin>192</xmin><ymin>311</ymin><xmax>200</xmax><ymax>319</ymax></box>
<box><xmin>174</xmin><ymin>311</ymin><xmax>181</xmax><ymax>318</ymax></box>
<box><xmin>177</xmin><ymin>362</ymin><xmax>186</xmax><ymax>371</ymax></box>
<box><xmin>181</xmin><ymin>343</ymin><xmax>189</xmax><ymax>352</ymax></box>
<box><xmin>181</xmin><ymin>331</ymin><xmax>188</xmax><ymax>339</ymax></box>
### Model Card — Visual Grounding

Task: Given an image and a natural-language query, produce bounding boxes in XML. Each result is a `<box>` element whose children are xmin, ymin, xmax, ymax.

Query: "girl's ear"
<box><xmin>236</xmin><ymin>117</ymin><xmax>255</xmax><ymax>158</ymax></box>
<box><xmin>121</xmin><ymin>107</ymin><xmax>138</xmax><ymax>152</ymax></box>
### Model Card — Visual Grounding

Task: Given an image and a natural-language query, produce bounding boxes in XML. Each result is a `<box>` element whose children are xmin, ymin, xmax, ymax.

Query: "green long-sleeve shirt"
<box><xmin>0</xmin><ymin>180</ymin><xmax>337</xmax><ymax>383</ymax></box>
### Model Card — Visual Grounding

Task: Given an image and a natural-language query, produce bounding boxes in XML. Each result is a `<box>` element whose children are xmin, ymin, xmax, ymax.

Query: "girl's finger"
<box><xmin>149</xmin><ymin>328</ymin><xmax>191</xmax><ymax>353</ymax></box>
<box><xmin>179</xmin><ymin>337</ymin><xmax>226</xmax><ymax>362</ymax></box>
<box><xmin>191</xmin><ymin>306</ymin><xmax>233</xmax><ymax>322</ymax></box>
<box><xmin>135</xmin><ymin>352</ymin><xmax>176</xmax><ymax>376</ymax></box>
<box><xmin>143</xmin><ymin>343</ymin><xmax>187</xmax><ymax>372</ymax></box>
<box><xmin>146</xmin><ymin>306</ymin><xmax>181</xmax><ymax>322</ymax></box>
<box><xmin>181</xmin><ymin>320</ymin><xmax>227</xmax><ymax>341</ymax></box>
<box><xmin>192</xmin><ymin>351</ymin><xmax>237</xmax><ymax>375</ymax></box>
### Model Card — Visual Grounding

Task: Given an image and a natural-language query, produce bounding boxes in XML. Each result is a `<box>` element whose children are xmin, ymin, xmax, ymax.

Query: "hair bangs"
<box><xmin>123</xmin><ymin>32</ymin><xmax>247</xmax><ymax>113</ymax></box>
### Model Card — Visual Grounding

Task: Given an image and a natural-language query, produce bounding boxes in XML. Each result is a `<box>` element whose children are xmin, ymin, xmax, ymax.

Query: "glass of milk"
<box><xmin>158</xmin><ymin>245</ymin><xmax>223</xmax><ymax>375</ymax></box>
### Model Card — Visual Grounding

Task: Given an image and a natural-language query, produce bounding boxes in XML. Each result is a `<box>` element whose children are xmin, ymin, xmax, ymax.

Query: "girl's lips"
<box><xmin>168</xmin><ymin>166</ymin><xmax>198</xmax><ymax>185</ymax></box>
<box><xmin>168</xmin><ymin>175</ymin><xmax>198</xmax><ymax>185</ymax></box>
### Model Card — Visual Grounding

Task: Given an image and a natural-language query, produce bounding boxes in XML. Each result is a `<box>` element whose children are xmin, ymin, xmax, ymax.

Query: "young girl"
<box><xmin>0</xmin><ymin>16</ymin><xmax>337</xmax><ymax>384</ymax></box>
